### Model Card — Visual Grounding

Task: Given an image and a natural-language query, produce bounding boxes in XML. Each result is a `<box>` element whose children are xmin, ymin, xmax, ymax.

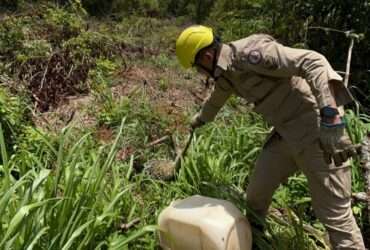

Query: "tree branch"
<box><xmin>344</xmin><ymin>37</ymin><xmax>354</xmax><ymax>87</ymax></box>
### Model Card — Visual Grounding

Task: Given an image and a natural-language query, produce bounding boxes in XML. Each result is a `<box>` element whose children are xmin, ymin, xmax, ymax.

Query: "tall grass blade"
<box><xmin>93</xmin><ymin>117</ymin><xmax>126</xmax><ymax>192</ymax></box>
<box><xmin>0</xmin><ymin>122</ymin><xmax>10</xmax><ymax>188</ymax></box>
<box><xmin>61</xmin><ymin>219</ymin><xmax>95</xmax><ymax>250</ymax></box>
<box><xmin>26</xmin><ymin>226</ymin><xmax>49</xmax><ymax>250</ymax></box>
<box><xmin>109</xmin><ymin>225</ymin><xmax>158</xmax><ymax>250</ymax></box>
<box><xmin>0</xmin><ymin>199</ymin><xmax>59</xmax><ymax>247</ymax></box>
<box><xmin>0</xmin><ymin>173</ymin><xmax>31</xmax><ymax>223</ymax></box>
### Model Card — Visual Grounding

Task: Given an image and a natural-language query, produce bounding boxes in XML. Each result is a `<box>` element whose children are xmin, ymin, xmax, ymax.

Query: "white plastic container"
<box><xmin>158</xmin><ymin>195</ymin><xmax>252</xmax><ymax>250</ymax></box>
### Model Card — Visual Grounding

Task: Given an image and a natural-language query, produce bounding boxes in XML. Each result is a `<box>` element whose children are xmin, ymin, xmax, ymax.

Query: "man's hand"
<box><xmin>320</xmin><ymin>119</ymin><xmax>361</xmax><ymax>166</ymax></box>
<box><xmin>191</xmin><ymin>114</ymin><xmax>205</xmax><ymax>130</ymax></box>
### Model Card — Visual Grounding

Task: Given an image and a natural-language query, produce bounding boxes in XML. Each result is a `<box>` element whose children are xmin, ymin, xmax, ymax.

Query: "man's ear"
<box><xmin>204</xmin><ymin>50</ymin><xmax>214</xmax><ymax>63</ymax></box>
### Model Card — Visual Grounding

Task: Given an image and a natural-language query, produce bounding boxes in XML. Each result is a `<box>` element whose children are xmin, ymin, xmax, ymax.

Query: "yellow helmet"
<box><xmin>176</xmin><ymin>25</ymin><xmax>214</xmax><ymax>69</ymax></box>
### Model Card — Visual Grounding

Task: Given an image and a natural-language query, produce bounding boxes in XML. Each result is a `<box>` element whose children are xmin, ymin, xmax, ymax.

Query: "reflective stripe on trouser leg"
<box><xmin>246</xmin><ymin>135</ymin><xmax>298</xmax><ymax>218</ymax></box>
<box><xmin>295</xmin><ymin>140</ymin><xmax>365</xmax><ymax>250</ymax></box>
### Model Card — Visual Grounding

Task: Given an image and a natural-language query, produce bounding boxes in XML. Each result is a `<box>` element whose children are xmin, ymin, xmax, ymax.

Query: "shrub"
<box><xmin>82</xmin><ymin>0</ymin><xmax>160</xmax><ymax>16</ymax></box>
<box><xmin>63</xmin><ymin>31</ymin><xmax>122</xmax><ymax>59</ymax></box>
<box><xmin>0</xmin><ymin>87</ymin><xmax>28</xmax><ymax>155</ymax></box>
<box><xmin>113</xmin><ymin>0</ymin><xmax>160</xmax><ymax>15</ymax></box>
<box><xmin>0</xmin><ymin>0</ymin><xmax>21</xmax><ymax>10</ymax></box>
<box><xmin>43</xmin><ymin>5</ymin><xmax>86</xmax><ymax>44</ymax></box>
<box><xmin>88</xmin><ymin>58</ymin><xmax>118</xmax><ymax>91</ymax></box>
<box><xmin>81</xmin><ymin>0</ymin><xmax>114</xmax><ymax>16</ymax></box>
<box><xmin>16</xmin><ymin>50</ymin><xmax>93</xmax><ymax>111</ymax></box>
<box><xmin>16</xmin><ymin>39</ymin><xmax>53</xmax><ymax>63</ymax></box>
<box><xmin>0</xmin><ymin>17</ymin><xmax>25</xmax><ymax>59</ymax></box>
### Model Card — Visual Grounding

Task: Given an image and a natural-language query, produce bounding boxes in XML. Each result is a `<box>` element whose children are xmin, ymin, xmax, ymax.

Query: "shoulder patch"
<box><xmin>247</xmin><ymin>50</ymin><xmax>262</xmax><ymax>65</ymax></box>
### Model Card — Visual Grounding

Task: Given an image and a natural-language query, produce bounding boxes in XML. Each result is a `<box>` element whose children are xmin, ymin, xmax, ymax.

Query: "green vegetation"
<box><xmin>0</xmin><ymin>1</ymin><xmax>369</xmax><ymax>249</ymax></box>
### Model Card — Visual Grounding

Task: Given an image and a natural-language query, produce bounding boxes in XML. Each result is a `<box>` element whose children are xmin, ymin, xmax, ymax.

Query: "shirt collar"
<box><xmin>216</xmin><ymin>44</ymin><xmax>232</xmax><ymax>72</ymax></box>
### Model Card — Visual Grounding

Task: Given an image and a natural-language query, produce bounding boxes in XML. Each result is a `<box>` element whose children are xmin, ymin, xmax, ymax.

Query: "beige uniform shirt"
<box><xmin>198</xmin><ymin>34</ymin><xmax>353</xmax><ymax>152</ymax></box>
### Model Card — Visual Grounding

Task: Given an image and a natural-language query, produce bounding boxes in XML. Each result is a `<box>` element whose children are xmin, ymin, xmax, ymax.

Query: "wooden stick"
<box><xmin>174</xmin><ymin>129</ymin><xmax>194</xmax><ymax>173</ymax></box>
<box><xmin>39</xmin><ymin>61</ymin><xmax>49</xmax><ymax>91</ymax></box>
<box><xmin>120</xmin><ymin>218</ymin><xmax>140</xmax><ymax>231</ymax></box>
<box><xmin>145</xmin><ymin>135</ymin><xmax>170</xmax><ymax>148</ymax></box>
<box><xmin>308</xmin><ymin>26</ymin><xmax>351</xmax><ymax>34</ymax></box>
<box><xmin>343</xmin><ymin>36</ymin><xmax>354</xmax><ymax>87</ymax></box>
<box><xmin>307</xmin><ymin>27</ymin><xmax>357</xmax><ymax>88</ymax></box>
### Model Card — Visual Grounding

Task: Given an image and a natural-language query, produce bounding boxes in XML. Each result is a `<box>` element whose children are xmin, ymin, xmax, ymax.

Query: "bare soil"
<box><xmin>35</xmin><ymin>60</ymin><xmax>208</xmax><ymax>136</ymax></box>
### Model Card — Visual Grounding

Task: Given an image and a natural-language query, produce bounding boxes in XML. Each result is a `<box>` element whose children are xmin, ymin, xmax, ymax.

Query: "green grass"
<box><xmin>4</xmin><ymin>106</ymin><xmax>368</xmax><ymax>249</ymax></box>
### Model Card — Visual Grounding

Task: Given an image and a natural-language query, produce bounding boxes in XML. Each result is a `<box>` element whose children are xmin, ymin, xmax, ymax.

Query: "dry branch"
<box><xmin>120</xmin><ymin>218</ymin><xmax>140</xmax><ymax>232</ymax></box>
<box><xmin>269</xmin><ymin>208</ymin><xmax>328</xmax><ymax>243</ymax></box>
<box><xmin>344</xmin><ymin>37</ymin><xmax>354</xmax><ymax>87</ymax></box>
<box><xmin>145</xmin><ymin>135</ymin><xmax>170</xmax><ymax>148</ymax></box>
<box><xmin>17</xmin><ymin>51</ymin><xmax>93</xmax><ymax>112</ymax></box>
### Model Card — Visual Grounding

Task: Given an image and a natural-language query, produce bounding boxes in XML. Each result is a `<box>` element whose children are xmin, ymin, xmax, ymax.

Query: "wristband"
<box><xmin>320</xmin><ymin>106</ymin><xmax>339</xmax><ymax>118</ymax></box>
<box><xmin>321</xmin><ymin>117</ymin><xmax>346</xmax><ymax>128</ymax></box>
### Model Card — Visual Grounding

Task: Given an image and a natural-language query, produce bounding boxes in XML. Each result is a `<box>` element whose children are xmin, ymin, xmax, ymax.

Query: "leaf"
<box><xmin>0</xmin><ymin>199</ymin><xmax>58</xmax><ymax>247</ymax></box>
<box><xmin>108</xmin><ymin>225</ymin><xmax>158</xmax><ymax>250</ymax></box>
<box><xmin>61</xmin><ymin>219</ymin><xmax>95</xmax><ymax>250</ymax></box>
<box><xmin>26</xmin><ymin>226</ymin><xmax>49</xmax><ymax>250</ymax></box>
<box><xmin>32</xmin><ymin>169</ymin><xmax>51</xmax><ymax>191</ymax></box>
<box><xmin>0</xmin><ymin>173</ymin><xmax>31</xmax><ymax>223</ymax></box>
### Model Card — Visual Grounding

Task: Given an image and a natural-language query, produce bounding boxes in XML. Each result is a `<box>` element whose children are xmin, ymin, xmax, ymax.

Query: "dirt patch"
<box><xmin>33</xmin><ymin>95</ymin><xmax>96</xmax><ymax>132</ymax></box>
<box><xmin>114</xmin><ymin>64</ymin><xmax>206</xmax><ymax>100</ymax></box>
<box><xmin>96</xmin><ymin>126</ymin><xmax>114</xmax><ymax>143</ymax></box>
<box><xmin>111</xmin><ymin>65</ymin><xmax>159</xmax><ymax>96</ymax></box>
<box><xmin>116</xmin><ymin>146</ymin><xmax>136</xmax><ymax>162</ymax></box>
<box><xmin>32</xmin><ymin>55</ymin><xmax>209</xmax><ymax>136</ymax></box>
<box><xmin>111</xmin><ymin>64</ymin><xmax>208</xmax><ymax>133</ymax></box>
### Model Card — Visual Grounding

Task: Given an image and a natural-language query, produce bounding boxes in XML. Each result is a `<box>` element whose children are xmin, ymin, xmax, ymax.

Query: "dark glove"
<box><xmin>190</xmin><ymin>114</ymin><xmax>205</xmax><ymax>130</ymax></box>
<box><xmin>320</xmin><ymin>120</ymin><xmax>361</xmax><ymax>166</ymax></box>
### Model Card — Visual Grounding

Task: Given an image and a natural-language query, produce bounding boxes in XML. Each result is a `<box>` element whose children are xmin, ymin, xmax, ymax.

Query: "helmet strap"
<box><xmin>211</xmin><ymin>46</ymin><xmax>220</xmax><ymax>78</ymax></box>
<box><xmin>196</xmin><ymin>63</ymin><xmax>216</xmax><ymax>79</ymax></box>
<box><xmin>210</xmin><ymin>36</ymin><xmax>222</xmax><ymax>78</ymax></box>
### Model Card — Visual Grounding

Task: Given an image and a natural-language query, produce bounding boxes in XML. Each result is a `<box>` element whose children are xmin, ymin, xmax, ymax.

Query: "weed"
<box><xmin>0</xmin><ymin>87</ymin><xmax>29</xmax><ymax>156</ymax></box>
<box><xmin>89</xmin><ymin>58</ymin><xmax>119</xmax><ymax>90</ymax></box>
<box><xmin>150</xmin><ymin>53</ymin><xmax>177</xmax><ymax>69</ymax></box>
<box><xmin>158</xmin><ymin>78</ymin><xmax>169</xmax><ymax>91</ymax></box>
<box><xmin>63</xmin><ymin>31</ymin><xmax>123</xmax><ymax>60</ymax></box>
<box><xmin>0</xmin><ymin>17</ymin><xmax>25</xmax><ymax>59</ymax></box>
<box><xmin>16</xmin><ymin>39</ymin><xmax>52</xmax><ymax>63</ymax></box>
<box><xmin>43</xmin><ymin>5</ymin><xmax>86</xmax><ymax>44</ymax></box>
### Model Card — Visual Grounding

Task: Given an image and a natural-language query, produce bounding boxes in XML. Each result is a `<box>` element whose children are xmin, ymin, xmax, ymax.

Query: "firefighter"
<box><xmin>175</xmin><ymin>25</ymin><xmax>365</xmax><ymax>249</ymax></box>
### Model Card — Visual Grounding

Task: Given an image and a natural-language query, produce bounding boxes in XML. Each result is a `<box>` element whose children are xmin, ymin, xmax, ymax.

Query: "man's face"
<box><xmin>194</xmin><ymin>48</ymin><xmax>215</xmax><ymax>77</ymax></box>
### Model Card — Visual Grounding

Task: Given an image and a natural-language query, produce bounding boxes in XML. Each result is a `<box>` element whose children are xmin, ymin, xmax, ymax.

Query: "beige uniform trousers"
<box><xmin>246</xmin><ymin>133</ymin><xmax>365</xmax><ymax>250</ymax></box>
